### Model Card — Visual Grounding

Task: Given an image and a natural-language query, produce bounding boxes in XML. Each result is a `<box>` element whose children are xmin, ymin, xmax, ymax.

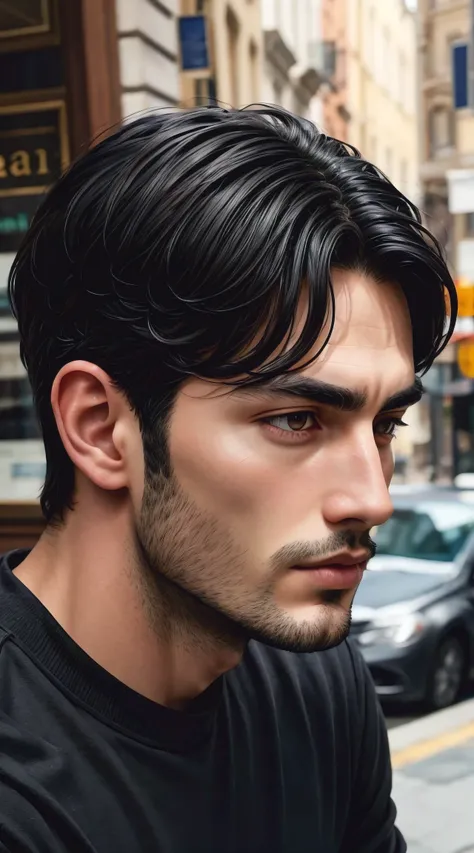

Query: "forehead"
<box><xmin>303</xmin><ymin>269</ymin><xmax>414</xmax><ymax>394</ymax></box>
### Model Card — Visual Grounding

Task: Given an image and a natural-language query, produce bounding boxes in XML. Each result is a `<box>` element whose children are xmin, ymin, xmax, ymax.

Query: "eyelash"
<box><xmin>262</xmin><ymin>412</ymin><xmax>408</xmax><ymax>442</ymax></box>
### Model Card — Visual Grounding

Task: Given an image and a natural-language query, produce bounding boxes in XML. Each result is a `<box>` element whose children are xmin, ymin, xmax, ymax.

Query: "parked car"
<box><xmin>351</xmin><ymin>487</ymin><xmax>474</xmax><ymax>710</ymax></box>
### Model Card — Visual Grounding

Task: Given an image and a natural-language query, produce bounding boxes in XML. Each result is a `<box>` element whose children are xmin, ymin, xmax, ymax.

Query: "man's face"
<box><xmin>136</xmin><ymin>269</ymin><xmax>418</xmax><ymax>652</ymax></box>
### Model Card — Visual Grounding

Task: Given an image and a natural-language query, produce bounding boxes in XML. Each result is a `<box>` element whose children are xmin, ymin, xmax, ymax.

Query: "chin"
<box><xmin>247</xmin><ymin>599</ymin><xmax>353</xmax><ymax>654</ymax></box>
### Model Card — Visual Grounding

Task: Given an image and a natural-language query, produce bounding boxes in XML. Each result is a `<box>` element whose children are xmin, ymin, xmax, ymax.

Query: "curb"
<box><xmin>388</xmin><ymin>697</ymin><xmax>474</xmax><ymax>765</ymax></box>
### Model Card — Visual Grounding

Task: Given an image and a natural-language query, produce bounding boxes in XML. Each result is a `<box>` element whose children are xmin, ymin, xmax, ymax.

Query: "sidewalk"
<box><xmin>389</xmin><ymin>699</ymin><xmax>474</xmax><ymax>853</ymax></box>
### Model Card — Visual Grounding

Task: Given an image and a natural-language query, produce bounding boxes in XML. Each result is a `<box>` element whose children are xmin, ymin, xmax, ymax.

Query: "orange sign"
<box><xmin>458</xmin><ymin>341</ymin><xmax>474</xmax><ymax>378</ymax></box>
<box><xmin>456</xmin><ymin>278</ymin><xmax>474</xmax><ymax>317</ymax></box>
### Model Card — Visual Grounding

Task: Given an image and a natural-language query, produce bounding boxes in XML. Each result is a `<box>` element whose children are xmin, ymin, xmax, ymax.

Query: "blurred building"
<box><xmin>320</xmin><ymin>0</ymin><xmax>350</xmax><ymax>141</ymax></box>
<box><xmin>261</xmin><ymin>0</ymin><xmax>324</xmax><ymax>123</ymax></box>
<box><xmin>179</xmin><ymin>0</ymin><xmax>262</xmax><ymax>107</ymax></box>
<box><xmin>419</xmin><ymin>0</ymin><xmax>474</xmax><ymax>283</ymax></box>
<box><xmin>346</xmin><ymin>0</ymin><xmax>419</xmax><ymax>204</ymax></box>
<box><xmin>417</xmin><ymin>0</ymin><xmax>474</xmax><ymax>480</ymax></box>
<box><xmin>117</xmin><ymin>0</ymin><xmax>180</xmax><ymax>116</ymax></box>
<box><xmin>0</xmin><ymin>0</ymin><xmax>182</xmax><ymax>546</ymax></box>
<box><xmin>418</xmin><ymin>0</ymin><xmax>469</xmax><ymax>265</ymax></box>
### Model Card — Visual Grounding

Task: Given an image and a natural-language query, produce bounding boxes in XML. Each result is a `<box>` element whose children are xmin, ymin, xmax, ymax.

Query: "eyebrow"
<box><xmin>232</xmin><ymin>374</ymin><xmax>424</xmax><ymax>414</ymax></box>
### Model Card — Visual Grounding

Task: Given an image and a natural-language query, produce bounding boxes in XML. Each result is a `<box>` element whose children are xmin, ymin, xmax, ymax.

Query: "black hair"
<box><xmin>8</xmin><ymin>106</ymin><xmax>456</xmax><ymax>523</ymax></box>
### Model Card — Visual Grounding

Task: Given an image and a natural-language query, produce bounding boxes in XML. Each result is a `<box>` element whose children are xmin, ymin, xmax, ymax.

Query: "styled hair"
<box><xmin>9</xmin><ymin>106</ymin><xmax>456</xmax><ymax>522</ymax></box>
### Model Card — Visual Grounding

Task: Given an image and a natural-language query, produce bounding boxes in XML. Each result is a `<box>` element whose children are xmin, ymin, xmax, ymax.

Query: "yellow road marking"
<box><xmin>391</xmin><ymin>720</ymin><xmax>474</xmax><ymax>770</ymax></box>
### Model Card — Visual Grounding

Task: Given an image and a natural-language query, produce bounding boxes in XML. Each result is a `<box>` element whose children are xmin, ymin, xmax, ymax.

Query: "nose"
<box><xmin>322</xmin><ymin>434</ymin><xmax>394</xmax><ymax>530</ymax></box>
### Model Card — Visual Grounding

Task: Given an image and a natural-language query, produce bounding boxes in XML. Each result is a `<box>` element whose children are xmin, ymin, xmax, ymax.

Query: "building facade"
<box><xmin>420</xmin><ymin>0</ymin><xmax>474</xmax><ymax>479</ymax></box>
<box><xmin>117</xmin><ymin>0</ymin><xmax>180</xmax><ymax>116</ymax></box>
<box><xmin>418</xmin><ymin>0</ymin><xmax>473</xmax><ymax>264</ymax></box>
<box><xmin>261</xmin><ymin>0</ymin><xmax>324</xmax><ymax>123</ymax></box>
<box><xmin>0</xmin><ymin>0</ymin><xmax>181</xmax><ymax>546</ymax></box>
<box><xmin>343</xmin><ymin>1</ymin><xmax>428</xmax><ymax>478</ymax></box>
<box><xmin>346</xmin><ymin>0</ymin><xmax>419</xmax><ymax>204</ymax></box>
<box><xmin>320</xmin><ymin>0</ymin><xmax>350</xmax><ymax>141</ymax></box>
<box><xmin>179</xmin><ymin>0</ymin><xmax>262</xmax><ymax>108</ymax></box>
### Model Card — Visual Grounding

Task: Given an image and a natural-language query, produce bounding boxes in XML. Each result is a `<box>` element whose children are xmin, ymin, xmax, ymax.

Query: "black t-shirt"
<box><xmin>0</xmin><ymin>550</ymin><xmax>405</xmax><ymax>853</ymax></box>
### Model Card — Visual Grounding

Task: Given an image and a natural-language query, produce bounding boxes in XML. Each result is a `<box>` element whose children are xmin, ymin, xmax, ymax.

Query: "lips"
<box><xmin>294</xmin><ymin>552</ymin><xmax>371</xmax><ymax>570</ymax></box>
<box><xmin>291</xmin><ymin>553</ymin><xmax>369</xmax><ymax>590</ymax></box>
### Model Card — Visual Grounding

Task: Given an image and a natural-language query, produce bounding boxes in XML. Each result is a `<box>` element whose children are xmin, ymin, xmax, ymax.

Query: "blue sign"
<box><xmin>453</xmin><ymin>42</ymin><xmax>469</xmax><ymax>109</ymax></box>
<box><xmin>179</xmin><ymin>16</ymin><xmax>209</xmax><ymax>72</ymax></box>
<box><xmin>11</xmin><ymin>462</ymin><xmax>46</xmax><ymax>479</ymax></box>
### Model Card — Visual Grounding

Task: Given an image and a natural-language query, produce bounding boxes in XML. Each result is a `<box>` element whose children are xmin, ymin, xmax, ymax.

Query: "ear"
<box><xmin>51</xmin><ymin>361</ymin><xmax>135</xmax><ymax>492</ymax></box>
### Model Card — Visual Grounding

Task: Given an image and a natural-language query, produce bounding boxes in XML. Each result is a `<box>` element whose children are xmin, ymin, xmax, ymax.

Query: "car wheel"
<box><xmin>426</xmin><ymin>636</ymin><xmax>466</xmax><ymax>711</ymax></box>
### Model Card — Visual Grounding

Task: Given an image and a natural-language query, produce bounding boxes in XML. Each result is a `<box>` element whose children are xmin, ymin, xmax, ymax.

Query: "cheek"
<box><xmin>171</xmin><ymin>425</ymin><xmax>276</xmax><ymax>511</ymax></box>
<box><xmin>169</xmin><ymin>414</ymin><xmax>314</xmax><ymax>527</ymax></box>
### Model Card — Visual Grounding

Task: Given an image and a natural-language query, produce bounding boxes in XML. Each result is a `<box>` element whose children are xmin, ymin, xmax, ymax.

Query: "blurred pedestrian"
<box><xmin>0</xmin><ymin>106</ymin><xmax>456</xmax><ymax>852</ymax></box>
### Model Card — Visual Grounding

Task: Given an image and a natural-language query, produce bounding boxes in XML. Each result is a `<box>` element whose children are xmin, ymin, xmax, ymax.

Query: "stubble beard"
<box><xmin>134</xmin><ymin>471</ymin><xmax>356</xmax><ymax>655</ymax></box>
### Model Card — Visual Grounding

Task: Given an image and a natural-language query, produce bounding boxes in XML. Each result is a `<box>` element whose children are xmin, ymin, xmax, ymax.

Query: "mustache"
<box><xmin>270</xmin><ymin>530</ymin><xmax>377</xmax><ymax>568</ymax></box>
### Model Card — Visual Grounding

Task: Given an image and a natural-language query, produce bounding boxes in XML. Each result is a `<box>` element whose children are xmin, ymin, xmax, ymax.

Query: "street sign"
<box><xmin>453</xmin><ymin>42</ymin><xmax>469</xmax><ymax>109</ymax></box>
<box><xmin>458</xmin><ymin>341</ymin><xmax>474</xmax><ymax>378</ymax></box>
<box><xmin>179</xmin><ymin>16</ymin><xmax>210</xmax><ymax>72</ymax></box>
<box><xmin>0</xmin><ymin>100</ymin><xmax>68</xmax><ymax>254</ymax></box>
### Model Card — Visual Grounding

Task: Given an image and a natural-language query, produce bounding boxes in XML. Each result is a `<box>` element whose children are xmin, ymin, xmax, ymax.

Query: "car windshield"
<box><xmin>374</xmin><ymin>502</ymin><xmax>474</xmax><ymax>562</ymax></box>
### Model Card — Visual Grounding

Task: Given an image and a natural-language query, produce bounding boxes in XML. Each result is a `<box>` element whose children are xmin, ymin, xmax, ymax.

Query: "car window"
<box><xmin>374</xmin><ymin>502</ymin><xmax>474</xmax><ymax>562</ymax></box>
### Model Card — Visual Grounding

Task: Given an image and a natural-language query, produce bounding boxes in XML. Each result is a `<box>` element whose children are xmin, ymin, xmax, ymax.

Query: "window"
<box><xmin>447</xmin><ymin>33</ymin><xmax>463</xmax><ymax>66</ymax></box>
<box><xmin>249</xmin><ymin>40</ymin><xmax>259</xmax><ymax>102</ymax></box>
<box><xmin>322</xmin><ymin>41</ymin><xmax>337</xmax><ymax>77</ymax></box>
<box><xmin>465</xmin><ymin>212</ymin><xmax>474</xmax><ymax>237</ymax></box>
<box><xmin>226</xmin><ymin>7</ymin><xmax>240</xmax><ymax>107</ymax></box>
<box><xmin>194</xmin><ymin>78</ymin><xmax>208</xmax><ymax>106</ymax></box>
<box><xmin>0</xmin><ymin>0</ymin><xmax>49</xmax><ymax>37</ymax></box>
<box><xmin>374</xmin><ymin>503</ymin><xmax>474</xmax><ymax>563</ymax></box>
<box><xmin>429</xmin><ymin>105</ymin><xmax>454</xmax><ymax>155</ymax></box>
<box><xmin>273</xmin><ymin>79</ymin><xmax>283</xmax><ymax>106</ymax></box>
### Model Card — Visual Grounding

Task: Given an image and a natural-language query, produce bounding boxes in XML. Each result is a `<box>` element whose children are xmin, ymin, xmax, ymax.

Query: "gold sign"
<box><xmin>458</xmin><ymin>341</ymin><xmax>474</xmax><ymax>379</ymax></box>
<box><xmin>0</xmin><ymin>100</ymin><xmax>68</xmax><ymax>253</ymax></box>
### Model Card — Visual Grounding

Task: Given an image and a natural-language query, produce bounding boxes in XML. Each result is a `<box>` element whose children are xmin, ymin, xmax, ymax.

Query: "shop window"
<box><xmin>0</xmin><ymin>46</ymin><xmax>61</xmax><ymax>92</ymax></box>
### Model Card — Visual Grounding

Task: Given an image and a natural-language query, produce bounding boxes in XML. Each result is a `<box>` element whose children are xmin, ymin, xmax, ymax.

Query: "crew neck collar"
<box><xmin>0</xmin><ymin>550</ymin><xmax>223</xmax><ymax>751</ymax></box>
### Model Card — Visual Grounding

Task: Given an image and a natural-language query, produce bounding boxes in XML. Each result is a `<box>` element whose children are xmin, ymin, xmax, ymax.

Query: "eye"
<box><xmin>264</xmin><ymin>412</ymin><xmax>319</xmax><ymax>433</ymax></box>
<box><xmin>374</xmin><ymin>417</ymin><xmax>408</xmax><ymax>441</ymax></box>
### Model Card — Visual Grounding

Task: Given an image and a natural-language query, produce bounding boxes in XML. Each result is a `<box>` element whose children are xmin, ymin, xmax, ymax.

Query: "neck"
<box><xmin>14</xmin><ymin>489</ymin><xmax>244</xmax><ymax>710</ymax></box>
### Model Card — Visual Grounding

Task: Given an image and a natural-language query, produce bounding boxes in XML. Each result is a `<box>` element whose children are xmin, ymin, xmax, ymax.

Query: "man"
<box><xmin>0</xmin><ymin>107</ymin><xmax>455</xmax><ymax>852</ymax></box>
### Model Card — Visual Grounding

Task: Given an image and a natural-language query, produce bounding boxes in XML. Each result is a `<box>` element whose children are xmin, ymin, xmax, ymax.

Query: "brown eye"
<box><xmin>266</xmin><ymin>412</ymin><xmax>317</xmax><ymax>432</ymax></box>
